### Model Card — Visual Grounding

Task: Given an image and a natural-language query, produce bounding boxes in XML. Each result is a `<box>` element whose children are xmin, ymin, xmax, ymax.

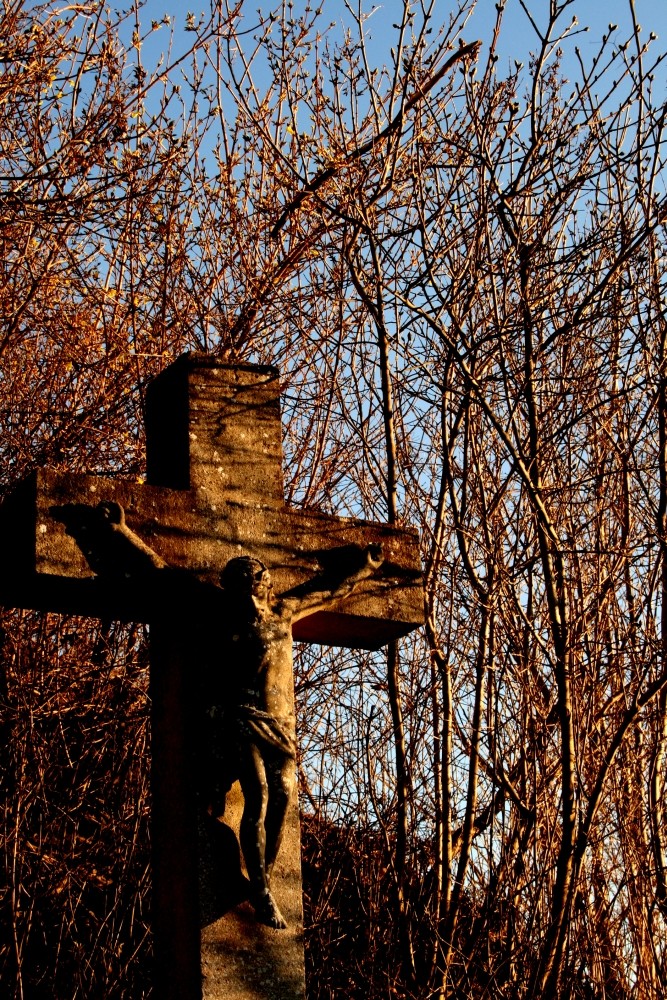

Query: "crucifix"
<box><xmin>0</xmin><ymin>354</ymin><xmax>423</xmax><ymax>999</ymax></box>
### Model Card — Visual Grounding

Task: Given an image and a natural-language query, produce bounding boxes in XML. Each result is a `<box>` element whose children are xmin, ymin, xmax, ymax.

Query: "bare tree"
<box><xmin>1</xmin><ymin>1</ymin><xmax>667</xmax><ymax>997</ymax></box>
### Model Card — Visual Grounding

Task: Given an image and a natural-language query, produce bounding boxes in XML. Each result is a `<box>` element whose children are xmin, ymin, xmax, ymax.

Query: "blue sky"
<box><xmin>131</xmin><ymin>0</ymin><xmax>667</xmax><ymax>78</ymax></box>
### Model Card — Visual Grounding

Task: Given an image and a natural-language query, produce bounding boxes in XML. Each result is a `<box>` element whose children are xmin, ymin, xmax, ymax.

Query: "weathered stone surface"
<box><xmin>151</xmin><ymin>622</ymin><xmax>202</xmax><ymax>999</ymax></box>
<box><xmin>146</xmin><ymin>357</ymin><xmax>286</xmax><ymax>506</ymax></box>
<box><xmin>0</xmin><ymin>357</ymin><xmax>422</xmax><ymax>648</ymax></box>
<box><xmin>199</xmin><ymin>784</ymin><xmax>306</xmax><ymax>1000</ymax></box>
<box><xmin>0</xmin><ymin>354</ymin><xmax>424</xmax><ymax>1000</ymax></box>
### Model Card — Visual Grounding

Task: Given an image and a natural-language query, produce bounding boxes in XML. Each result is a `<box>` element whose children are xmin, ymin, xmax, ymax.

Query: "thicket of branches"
<box><xmin>1</xmin><ymin>0</ymin><xmax>667</xmax><ymax>996</ymax></box>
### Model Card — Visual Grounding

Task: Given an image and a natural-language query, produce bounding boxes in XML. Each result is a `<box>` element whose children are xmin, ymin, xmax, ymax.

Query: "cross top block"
<box><xmin>146</xmin><ymin>356</ymin><xmax>286</xmax><ymax>506</ymax></box>
<box><xmin>0</xmin><ymin>354</ymin><xmax>423</xmax><ymax>649</ymax></box>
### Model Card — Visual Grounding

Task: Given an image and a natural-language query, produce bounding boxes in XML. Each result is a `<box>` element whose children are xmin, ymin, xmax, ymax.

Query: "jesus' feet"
<box><xmin>253</xmin><ymin>889</ymin><xmax>287</xmax><ymax>929</ymax></box>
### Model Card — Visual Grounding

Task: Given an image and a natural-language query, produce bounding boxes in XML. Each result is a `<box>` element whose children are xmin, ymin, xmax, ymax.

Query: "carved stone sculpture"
<box><xmin>0</xmin><ymin>356</ymin><xmax>424</xmax><ymax>999</ymax></box>
<box><xmin>71</xmin><ymin>500</ymin><xmax>383</xmax><ymax>928</ymax></box>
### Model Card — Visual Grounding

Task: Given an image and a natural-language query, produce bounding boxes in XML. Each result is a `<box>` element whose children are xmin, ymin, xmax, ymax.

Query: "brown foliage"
<box><xmin>0</xmin><ymin>616</ymin><xmax>151</xmax><ymax>997</ymax></box>
<box><xmin>2</xmin><ymin>1</ymin><xmax>667</xmax><ymax>997</ymax></box>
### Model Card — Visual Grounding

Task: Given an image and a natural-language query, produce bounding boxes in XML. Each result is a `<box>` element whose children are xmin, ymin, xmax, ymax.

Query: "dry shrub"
<box><xmin>0</xmin><ymin>613</ymin><xmax>151</xmax><ymax>999</ymax></box>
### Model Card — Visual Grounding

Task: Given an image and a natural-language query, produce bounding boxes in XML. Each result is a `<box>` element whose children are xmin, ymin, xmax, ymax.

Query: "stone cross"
<box><xmin>0</xmin><ymin>354</ymin><xmax>423</xmax><ymax>999</ymax></box>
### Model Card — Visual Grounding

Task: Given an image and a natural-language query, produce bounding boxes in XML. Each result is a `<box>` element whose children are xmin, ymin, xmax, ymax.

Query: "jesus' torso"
<box><xmin>222</xmin><ymin>598</ymin><xmax>295</xmax><ymax>722</ymax></box>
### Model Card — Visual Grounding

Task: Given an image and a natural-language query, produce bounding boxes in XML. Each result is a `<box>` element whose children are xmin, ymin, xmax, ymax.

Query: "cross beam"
<box><xmin>1</xmin><ymin>356</ymin><xmax>422</xmax><ymax>646</ymax></box>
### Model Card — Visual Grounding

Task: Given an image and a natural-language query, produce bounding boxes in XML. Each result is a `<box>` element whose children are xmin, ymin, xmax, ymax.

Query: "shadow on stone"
<box><xmin>198</xmin><ymin>811</ymin><xmax>250</xmax><ymax>928</ymax></box>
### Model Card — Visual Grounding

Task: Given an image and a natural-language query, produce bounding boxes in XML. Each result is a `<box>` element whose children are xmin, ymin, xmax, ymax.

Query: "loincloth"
<box><xmin>200</xmin><ymin>703</ymin><xmax>296</xmax><ymax>814</ymax></box>
<box><xmin>235</xmin><ymin>704</ymin><xmax>296</xmax><ymax>759</ymax></box>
